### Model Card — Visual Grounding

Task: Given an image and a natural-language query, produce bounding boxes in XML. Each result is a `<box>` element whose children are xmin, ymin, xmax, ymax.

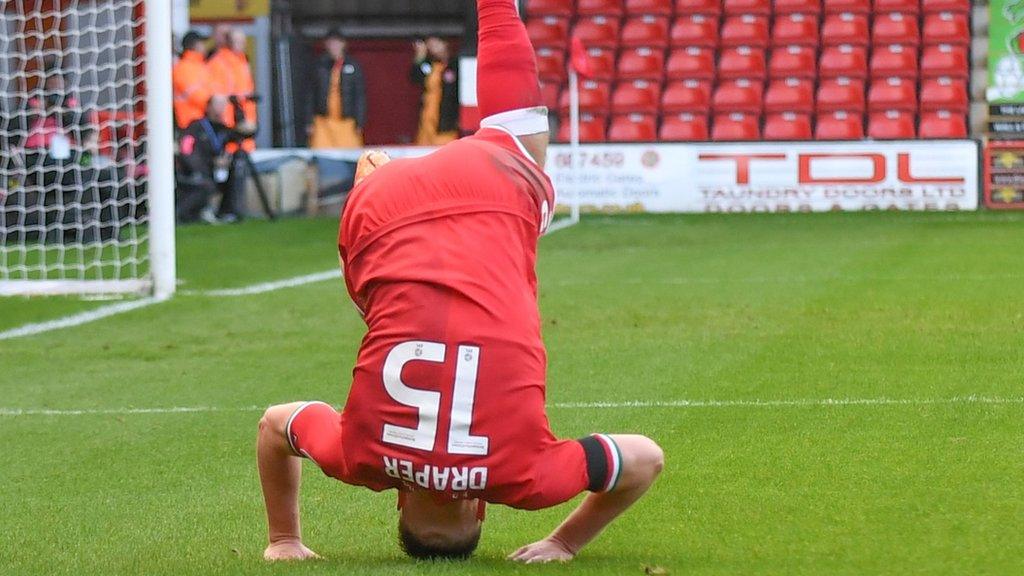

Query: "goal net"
<box><xmin>0</xmin><ymin>0</ymin><xmax>175</xmax><ymax>297</ymax></box>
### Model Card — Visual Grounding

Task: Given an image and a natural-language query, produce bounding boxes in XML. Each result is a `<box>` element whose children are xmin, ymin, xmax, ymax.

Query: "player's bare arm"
<box><xmin>257</xmin><ymin>403</ymin><xmax>321</xmax><ymax>561</ymax></box>
<box><xmin>508</xmin><ymin>435</ymin><xmax>664</xmax><ymax>563</ymax></box>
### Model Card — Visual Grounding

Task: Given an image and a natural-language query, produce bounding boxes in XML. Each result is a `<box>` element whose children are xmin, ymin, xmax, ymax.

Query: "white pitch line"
<box><xmin>1</xmin><ymin>270</ymin><xmax>343</xmax><ymax>341</ymax></box>
<box><xmin>551</xmin><ymin>273</ymin><xmax>1024</xmax><ymax>287</ymax></box>
<box><xmin>550</xmin><ymin>395</ymin><xmax>1024</xmax><ymax>409</ymax></box>
<box><xmin>0</xmin><ymin>296</ymin><xmax>165</xmax><ymax>341</ymax></box>
<box><xmin>545</xmin><ymin>217</ymin><xmax>580</xmax><ymax>235</ymax></box>
<box><xmin>184</xmin><ymin>269</ymin><xmax>341</xmax><ymax>297</ymax></box>
<box><xmin>2</xmin><ymin>396</ymin><xmax>1022</xmax><ymax>417</ymax></box>
<box><xmin>0</xmin><ymin>406</ymin><xmax>262</xmax><ymax>417</ymax></box>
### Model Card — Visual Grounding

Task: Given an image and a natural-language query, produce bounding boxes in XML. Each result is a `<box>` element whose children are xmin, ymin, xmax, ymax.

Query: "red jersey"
<box><xmin>289</xmin><ymin>128</ymin><xmax>620</xmax><ymax>510</ymax></box>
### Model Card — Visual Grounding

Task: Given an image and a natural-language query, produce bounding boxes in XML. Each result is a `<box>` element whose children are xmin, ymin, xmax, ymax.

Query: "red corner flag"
<box><xmin>570</xmin><ymin>36</ymin><xmax>592</xmax><ymax>78</ymax></box>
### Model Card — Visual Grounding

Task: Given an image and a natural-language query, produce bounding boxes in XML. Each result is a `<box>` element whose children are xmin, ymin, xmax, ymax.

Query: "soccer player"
<box><xmin>257</xmin><ymin>0</ymin><xmax>663</xmax><ymax>563</ymax></box>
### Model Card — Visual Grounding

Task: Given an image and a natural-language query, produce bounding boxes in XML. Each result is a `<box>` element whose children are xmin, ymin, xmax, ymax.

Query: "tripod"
<box><xmin>228</xmin><ymin>95</ymin><xmax>275</xmax><ymax>221</ymax></box>
<box><xmin>232</xmin><ymin>146</ymin><xmax>276</xmax><ymax>221</ymax></box>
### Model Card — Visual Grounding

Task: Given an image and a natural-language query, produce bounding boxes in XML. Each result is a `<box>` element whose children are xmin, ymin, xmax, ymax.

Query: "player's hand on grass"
<box><xmin>507</xmin><ymin>537</ymin><xmax>576</xmax><ymax>564</ymax></box>
<box><xmin>263</xmin><ymin>539</ymin><xmax>320</xmax><ymax>561</ymax></box>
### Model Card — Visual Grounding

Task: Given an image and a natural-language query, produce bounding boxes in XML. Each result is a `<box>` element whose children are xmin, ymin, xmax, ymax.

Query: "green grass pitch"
<box><xmin>1</xmin><ymin>212</ymin><xmax>1022</xmax><ymax>576</ymax></box>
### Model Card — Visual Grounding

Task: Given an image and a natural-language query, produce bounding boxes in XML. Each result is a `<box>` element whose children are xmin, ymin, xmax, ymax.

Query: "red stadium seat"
<box><xmin>873</xmin><ymin>12</ymin><xmax>920</xmax><ymax>46</ymax></box>
<box><xmin>822</xmin><ymin>13</ymin><xmax>870</xmax><ymax>46</ymax></box>
<box><xmin>815</xmin><ymin>110</ymin><xmax>865</xmax><ymax>139</ymax></box>
<box><xmin>626</xmin><ymin>0</ymin><xmax>675</xmax><ymax>15</ymax></box>
<box><xmin>920</xmin><ymin>76</ymin><xmax>969</xmax><ymax>112</ymax></box>
<box><xmin>870</xmin><ymin>44</ymin><xmax>919</xmax><ymax>79</ymax></box>
<box><xmin>612</xmin><ymin>80</ymin><xmax>662</xmax><ymax>113</ymax></box>
<box><xmin>816</xmin><ymin>77</ymin><xmax>866</xmax><ymax>112</ymax></box>
<box><xmin>558</xmin><ymin>79</ymin><xmax>612</xmax><ymax>112</ymax></box>
<box><xmin>536</xmin><ymin>48</ymin><xmax>568</xmax><ymax>82</ymax></box>
<box><xmin>674</xmin><ymin>0</ymin><xmax>722</xmax><ymax>15</ymax></box>
<box><xmin>661</xmin><ymin>79</ymin><xmax>713</xmax><ymax>112</ymax></box>
<box><xmin>723</xmin><ymin>0</ymin><xmax>772</xmax><ymax>14</ymax></box>
<box><xmin>868</xmin><ymin>110</ymin><xmax>916</xmax><ymax>138</ymax></box>
<box><xmin>618</xmin><ymin>47</ymin><xmax>667</xmax><ymax>81</ymax></box>
<box><xmin>772</xmin><ymin>13</ymin><xmax>820</xmax><ymax>47</ymax></box>
<box><xmin>712</xmin><ymin>112</ymin><xmax>761</xmax><ymax>140</ymax></box>
<box><xmin>539</xmin><ymin>81</ymin><xmax>562</xmax><ymax>110</ymax></box>
<box><xmin>527</xmin><ymin>16</ymin><xmax>570</xmax><ymax>49</ymax></box>
<box><xmin>769</xmin><ymin>45</ymin><xmax>817</xmax><ymax>79</ymax></box>
<box><xmin>719</xmin><ymin>46</ymin><xmax>767</xmax><ymax>81</ymax></box>
<box><xmin>764</xmin><ymin>77</ymin><xmax>814</xmax><ymax>113</ymax></box>
<box><xmin>774</xmin><ymin>0</ymin><xmax>823</xmax><ymax>15</ymax></box>
<box><xmin>874</xmin><ymin>0</ymin><xmax>920</xmax><ymax>14</ymax></box>
<box><xmin>921</xmin><ymin>0</ymin><xmax>969</xmax><ymax>13</ymax></box>
<box><xmin>557</xmin><ymin>112</ymin><xmax>608</xmax><ymax>141</ymax></box>
<box><xmin>764</xmin><ymin>112</ymin><xmax>813</xmax><ymax>139</ymax></box>
<box><xmin>609</xmin><ymin>113</ymin><xmax>658</xmax><ymax>141</ymax></box>
<box><xmin>666</xmin><ymin>47</ymin><xmax>716</xmax><ymax>80</ymax></box>
<box><xmin>721</xmin><ymin>15</ymin><xmax>770</xmax><ymax>48</ymax></box>
<box><xmin>923</xmin><ymin>12</ymin><xmax>970</xmax><ymax>45</ymax></box>
<box><xmin>527</xmin><ymin>0</ymin><xmax>575</xmax><ymax>17</ymax></box>
<box><xmin>868</xmin><ymin>77</ymin><xmax>917</xmax><ymax>111</ymax></box>
<box><xmin>819</xmin><ymin>44</ymin><xmax>869</xmax><ymax>79</ymax></box>
<box><xmin>824</xmin><ymin>0</ymin><xmax>870</xmax><ymax>13</ymax></box>
<box><xmin>573</xmin><ymin>16</ymin><xmax>621</xmax><ymax>49</ymax></box>
<box><xmin>577</xmin><ymin>47</ymin><xmax>617</xmax><ymax>80</ymax></box>
<box><xmin>920</xmin><ymin>44</ymin><xmax>969</xmax><ymax>78</ymax></box>
<box><xmin>659</xmin><ymin>112</ymin><xmax>711</xmax><ymax>140</ymax></box>
<box><xmin>577</xmin><ymin>0</ymin><xmax>626</xmax><ymax>17</ymax></box>
<box><xmin>670</xmin><ymin>15</ymin><xmax>719</xmax><ymax>48</ymax></box>
<box><xmin>712</xmin><ymin>79</ymin><xmax>764</xmax><ymax>113</ymax></box>
<box><xmin>621</xmin><ymin>15</ymin><xmax>671</xmax><ymax>48</ymax></box>
<box><xmin>919</xmin><ymin>110</ymin><xmax>967</xmax><ymax>138</ymax></box>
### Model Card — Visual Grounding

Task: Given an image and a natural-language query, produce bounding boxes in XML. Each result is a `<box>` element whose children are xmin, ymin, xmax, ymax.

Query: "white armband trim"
<box><xmin>480</xmin><ymin>106</ymin><xmax>549</xmax><ymax>136</ymax></box>
<box><xmin>284</xmin><ymin>401</ymin><xmax>331</xmax><ymax>457</ymax></box>
<box><xmin>595</xmin><ymin>433</ymin><xmax>623</xmax><ymax>492</ymax></box>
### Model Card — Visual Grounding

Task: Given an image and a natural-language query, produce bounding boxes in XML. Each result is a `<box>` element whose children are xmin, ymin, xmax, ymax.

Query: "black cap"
<box><xmin>325</xmin><ymin>28</ymin><xmax>345</xmax><ymax>42</ymax></box>
<box><xmin>181</xmin><ymin>30</ymin><xmax>208</xmax><ymax>52</ymax></box>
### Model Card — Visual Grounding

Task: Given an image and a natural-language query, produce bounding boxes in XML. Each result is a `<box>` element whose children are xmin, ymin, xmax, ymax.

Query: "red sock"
<box><xmin>476</xmin><ymin>0</ymin><xmax>548</xmax><ymax>135</ymax></box>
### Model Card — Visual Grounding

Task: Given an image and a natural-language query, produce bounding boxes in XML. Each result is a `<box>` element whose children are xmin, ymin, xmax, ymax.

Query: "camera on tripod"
<box><xmin>223</xmin><ymin>94</ymin><xmax>275</xmax><ymax>220</ymax></box>
<box><xmin>227</xmin><ymin>94</ymin><xmax>260</xmax><ymax>140</ymax></box>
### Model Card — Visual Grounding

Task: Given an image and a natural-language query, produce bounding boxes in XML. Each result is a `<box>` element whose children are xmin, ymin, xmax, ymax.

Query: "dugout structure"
<box><xmin>0</xmin><ymin>0</ymin><xmax>175</xmax><ymax>297</ymax></box>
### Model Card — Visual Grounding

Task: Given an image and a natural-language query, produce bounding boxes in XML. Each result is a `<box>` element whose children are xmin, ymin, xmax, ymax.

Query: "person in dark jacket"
<box><xmin>309</xmin><ymin>29</ymin><xmax>367</xmax><ymax>149</ymax></box>
<box><xmin>411</xmin><ymin>37</ymin><xmax>460</xmax><ymax>145</ymax></box>
<box><xmin>176</xmin><ymin>95</ymin><xmax>240</xmax><ymax>223</ymax></box>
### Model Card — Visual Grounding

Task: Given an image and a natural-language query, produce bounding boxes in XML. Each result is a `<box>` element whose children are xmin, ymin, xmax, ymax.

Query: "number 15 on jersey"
<box><xmin>381</xmin><ymin>341</ymin><xmax>490</xmax><ymax>456</ymax></box>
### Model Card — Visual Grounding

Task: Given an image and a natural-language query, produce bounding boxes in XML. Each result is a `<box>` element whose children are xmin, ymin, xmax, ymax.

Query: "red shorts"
<box><xmin>285</xmin><ymin>401</ymin><xmax>624</xmax><ymax>510</ymax></box>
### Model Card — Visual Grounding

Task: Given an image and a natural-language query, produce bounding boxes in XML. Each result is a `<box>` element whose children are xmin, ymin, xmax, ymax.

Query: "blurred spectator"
<box><xmin>210</xmin><ymin>24</ymin><xmax>233</xmax><ymax>58</ymax></box>
<box><xmin>308</xmin><ymin>29</ymin><xmax>366</xmax><ymax>149</ymax></box>
<box><xmin>24</xmin><ymin>61</ymin><xmax>97</xmax><ymax>157</ymax></box>
<box><xmin>173</xmin><ymin>31</ymin><xmax>212</xmax><ymax>131</ymax></box>
<box><xmin>175</xmin><ymin>95</ymin><xmax>240</xmax><ymax>224</ymax></box>
<box><xmin>410</xmin><ymin>36</ymin><xmax>459</xmax><ymax>145</ymax></box>
<box><xmin>7</xmin><ymin>59</ymin><xmax>120</xmax><ymax>243</ymax></box>
<box><xmin>207</xmin><ymin>27</ymin><xmax>258</xmax><ymax>152</ymax></box>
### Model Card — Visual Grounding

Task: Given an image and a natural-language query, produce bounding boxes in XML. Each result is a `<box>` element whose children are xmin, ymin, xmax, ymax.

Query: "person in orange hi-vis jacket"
<box><xmin>207</xmin><ymin>27</ymin><xmax>258</xmax><ymax>153</ymax></box>
<box><xmin>172</xmin><ymin>31</ymin><xmax>212</xmax><ymax>131</ymax></box>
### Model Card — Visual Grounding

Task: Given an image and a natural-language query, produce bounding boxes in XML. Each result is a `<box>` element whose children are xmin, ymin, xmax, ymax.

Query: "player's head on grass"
<box><xmin>397</xmin><ymin>492</ymin><xmax>482</xmax><ymax>560</ymax></box>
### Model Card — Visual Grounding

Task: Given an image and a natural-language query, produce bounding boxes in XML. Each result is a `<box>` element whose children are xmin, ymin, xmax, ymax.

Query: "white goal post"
<box><xmin>0</xmin><ymin>0</ymin><xmax>176</xmax><ymax>298</ymax></box>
